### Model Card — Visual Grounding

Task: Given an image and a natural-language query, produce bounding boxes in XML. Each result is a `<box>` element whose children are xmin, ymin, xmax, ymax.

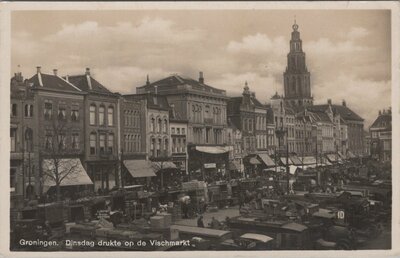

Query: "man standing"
<box><xmin>197</xmin><ymin>215</ymin><xmax>205</xmax><ymax>228</ymax></box>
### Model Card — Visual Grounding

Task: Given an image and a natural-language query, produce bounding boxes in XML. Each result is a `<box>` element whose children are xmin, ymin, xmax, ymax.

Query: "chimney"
<box><xmin>146</xmin><ymin>74</ymin><xmax>150</xmax><ymax>85</ymax></box>
<box><xmin>379</xmin><ymin>110</ymin><xmax>381</xmax><ymax>115</ymax></box>
<box><xmin>85</xmin><ymin>67</ymin><xmax>90</xmax><ymax>76</ymax></box>
<box><xmin>36</xmin><ymin>66</ymin><xmax>41</xmax><ymax>74</ymax></box>
<box><xmin>53</xmin><ymin>69</ymin><xmax>58</xmax><ymax>76</ymax></box>
<box><xmin>382</xmin><ymin>109</ymin><xmax>386</xmax><ymax>115</ymax></box>
<box><xmin>342</xmin><ymin>99</ymin><xmax>346</xmax><ymax>107</ymax></box>
<box><xmin>65</xmin><ymin>75</ymin><xmax>69</xmax><ymax>82</ymax></box>
<box><xmin>199</xmin><ymin>71</ymin><xmax>204</xmax><ymax>84</ymax></box>
<box><xmin>154</xmin><ymin>85</ymin><xmax>158</xmax><ymax>95</ymax></box>
<box><xmin>388</xmin><ymin>107</ymin><xmax>392</xmax><ymax>114</ymax></box>
<box><xmin>327</xmin><ymin>99</ymin><xmax>332</xmax><ymax>105</ymax></box>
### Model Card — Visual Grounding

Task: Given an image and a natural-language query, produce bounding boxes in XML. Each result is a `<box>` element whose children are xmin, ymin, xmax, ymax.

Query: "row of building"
<box><xmin>10</xmin><ymin>22</ymin><xmax>376</xmax><ymax>204</ymax></box>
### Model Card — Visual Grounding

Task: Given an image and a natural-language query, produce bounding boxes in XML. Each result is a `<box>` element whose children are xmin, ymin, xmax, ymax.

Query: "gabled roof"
<box><xmin>137</xmin><ymin>74</ymin><xmax>226</xmax><ymax>96</ymax></box>
<box><xmin>370</xmin><ymin>113</ymin><xmax>391</xmax><ymax>130</ymax></box>
<box><xmin>67</xmin><ymin>74</ymin><xmax>112</xmax><ymax>94</ymax></box>
<box><xmin>310</xmin><ymin>110</ymin><xmax>332</xmax><ymax>123</ymax></box>
<box><xmin>310</xmin><ymin>104</ymin><xmax>363</xmax><ymax>122</ymax></box>
<box><xmin>28</xmin><ymin>73</ymin><xmax>82</xmax><ymax>93</ymax></box>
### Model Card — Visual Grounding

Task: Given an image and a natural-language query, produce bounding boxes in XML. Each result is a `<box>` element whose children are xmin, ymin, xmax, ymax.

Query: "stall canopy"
<box><xmin>152</xmin><ymin>161</ymin><xmax>177</xmax><ymax>170</ymax></box>
<box><xmin>257</xmin><ymin>154</ymin><xmax>275</xmax><ymax>167</ymax></box>
<box><xmin>289</xmin><ymin>155</ymin><xmax>303</xmax><ymax>166</ymax></box>
<box><xmin>195</xmin><ymin>146</ymin><xmax>233</xmax><ymax>154</ymax></box>
<box><xmin>280</xmin><ymin>157</ymin><xmax>293</xmax><ymax>165</ymax></box>
<box><xmin>347</xmin><ymin>151</ymin><xmax>356</xmax><ymax>158</ymax></box>
<box><xmin>42</xmin><ymin>158</ymin><xmax>93</xmax><ymax>192</ymax></box>
<box><xmin>228</xmin><ymin>160</ymin><xmax>241</xmax><ymax>171</ymax></box>
<box><xmin>123</xmin><ymin>160</ymin><xmax>156</xmax><ymax>178</ymax></box>
<box><xmin>302</xmin><ymin>156</ymin><xmax>317</xmax><ymax>165</ymax></box>
<box><xmin>326</xmin><ymin>154</ymin><xmax>340</xmax><ymax>163</ymax></box>
<box><xmin>289</xmin><ymin>165</ymin><xmax>298</xmax><ymax>175</ymax></box>
<box><xmin>338</xmin><ymin>152</ymin><xmax>347</xmax><ymax>160</ymax></box>
<box><xmin>249</xmin><ymin>157</ymin><xmax>261</xmax><ymax>165</ymax></box>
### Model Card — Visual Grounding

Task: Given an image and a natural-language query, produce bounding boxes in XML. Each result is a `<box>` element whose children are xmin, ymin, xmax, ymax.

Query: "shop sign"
<box><xmin>204</xmin><ymin>163</ymin><xmax>216</xmax><ymax>169</ymax></box>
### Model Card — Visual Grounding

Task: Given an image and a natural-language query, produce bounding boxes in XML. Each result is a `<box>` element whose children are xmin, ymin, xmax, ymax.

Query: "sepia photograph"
<box><xmin>2</xmin><ymin>2</ymin><xmax>399</xmax><ymax>256</ymax></box>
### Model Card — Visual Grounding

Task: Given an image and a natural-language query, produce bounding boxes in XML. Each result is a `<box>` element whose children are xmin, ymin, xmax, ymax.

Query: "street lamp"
<box><xmin>275</xmin><ymin>126</ymin><xmax>289</xmax><ymax>194</ymax></box>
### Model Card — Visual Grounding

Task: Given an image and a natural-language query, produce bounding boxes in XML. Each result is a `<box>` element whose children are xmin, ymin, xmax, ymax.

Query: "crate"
<box><xmin>150</xmin><ymin>216</ymin><xmax>165</xmax><ymax>229</ymax></box>
<box><xmin>158</xmin><ymin>213</ymin><xmax>172</xmax><ymax>227</ymax></box>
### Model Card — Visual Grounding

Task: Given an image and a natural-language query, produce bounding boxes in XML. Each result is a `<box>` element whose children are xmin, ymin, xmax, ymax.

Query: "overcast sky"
<box><xmin>11</xmin><ymin>10</ymin><xmax>391</xmax><ymax>127</ymax></box>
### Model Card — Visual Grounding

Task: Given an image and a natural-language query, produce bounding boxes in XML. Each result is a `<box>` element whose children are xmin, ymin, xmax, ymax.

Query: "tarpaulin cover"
<box><xmin>124</xmin><ymin>160</ymin><xmax>156</xmax><ymax>178</ymax></box>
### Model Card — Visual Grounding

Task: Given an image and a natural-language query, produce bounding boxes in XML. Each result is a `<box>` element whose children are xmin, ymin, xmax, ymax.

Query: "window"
<box><xmin>45</xmin><ymin>133</ymin><xmax>52</xmax><ymax>150</ymax></box>
<box><xmin>183</xmin><ymin>139</ymin><xmax>186</xmax><ymax>152</ymax></box>
<box><xmin>58</xmin><ymin>107</ymin><xmax>66</xmax><ymax>120</ymax></box>
<box><xmin>108</xmin><ymin>134</ymin><xmax>114</xmax><ymax>153</ymax></box>
<box><xmin>150</xmin><ymin>118</ymin><xmax>155</xmax><ymax>132</ymax></box>
<box><xmin>172</xmin><ymin>138</ymin><xmax>176</xmax><ymax>153</ymax></box>
<box><xmin>11</xmin><ymin>104</ymin><xmax>17</xmax><ymax>117</ymax></box>
<box><xmin>177</xmin><ymin>138</ymin><xmax>181</xmax><ymax>153</ymax></box>
<box><xmin>25</xmin><ymin>128</ymin><xmax>33</xmax><ymax>152</ymax></box>
<box><xmin>99</xmin><ymin>134</ymin><xmax>106</xmax><ymax>153</ymax></box>
<box><xmin>171</xmin><ymin>127</ymin><xmax>175</xmax><ymax>134</ymax></box>
<box><xmin>177</xmin><ymin>128</ymin><xmax>180</xmax><ymax>135</ymax></box>
<box><xmin>164</xmin><ymin>138</ymin><xmax>168</xmax><ymax>154</ymax></box>
<box><xmin>90</xmin><ymin>133</ymin><xmax>96</xmax><ymax>155</ymax></box>
<box><xmin>72</xmin><ymin>133</ymin><xmax>79</xmax><ymax>150</ymax></box>
<box><xmin>99</xmin><ymin>106</ymin><xmax>105</xmax><ymax>125</ymax></box>
<box><xmin>10</xmin><ymin>168</ymin><xmax>16</xmax><ymax>192</ymax></box>
<box><xmin>182</xmin><ymin>128</ymin><xmax>185</xmax><ymax>135</ymax></box>
<box><xmin>158</xmin><ymin>118</ymin><xmax>162</xmax><ymax>133</ymax></box>
<box><xmin>25</xmin><ymin>104</ymin><xmax>33</xmax><ymax>117</ymax></box>
<box><xmin>10</xmin><ymin>128</ymin><xmax>17</xmax><ymax>152</ymax></box>
<box><xmin>108</xmin><ymin>106</ymin><xmax>114</xmax><ymax>126</ymax></box>
<box><xmin>163</xmin><ymin>119</ymin><xmax>167</xmax><ymax>133</ymax></box>
<box><xmin>71</xmin><ymin>108</ymin><xmax>79</xmax><ymax>122</ymax></box>
<box><xmin>58</xmin><ymin>134</ymin><xmax>66</xmax><ymax>150</ymax></box>
<box><xmin>157</xmin><ymin>139</ymin><xmax>161</xmax><ymax>157</ymax></box>
<box><xmin>44</xmin><ymin>103</ymin><xmax>53</xmax><ymax>120</ymax></box>
<box><xmin>151</xmin><ymin>138</ymin><xmax>155</xmax><ymax>156</ymax></box>
<box><xmin>90</xmin><ymin>105</ymin><xmax>96</xmax><ymax>125</ymax></box>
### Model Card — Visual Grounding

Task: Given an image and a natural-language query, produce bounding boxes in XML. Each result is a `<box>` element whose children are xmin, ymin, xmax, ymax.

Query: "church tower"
<box><xmin>283</xmin><ymin>20</ymin><xmax>313</xmax><ymax>108</ymax></box>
